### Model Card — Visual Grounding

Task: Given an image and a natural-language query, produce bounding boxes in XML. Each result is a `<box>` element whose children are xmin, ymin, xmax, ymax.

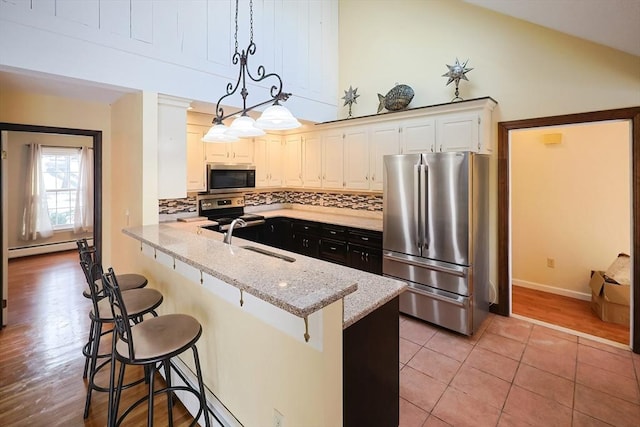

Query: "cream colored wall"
<box><xmin>511</xmin><ymin>121</ymin><xmax>631</xmax><ymax>296</ymax></box>
<box><xmin>108</xmin><ymin>93</ymin><xmax>145</xmax><ymax>270</ymax></box>
<box><xmin>6</xmin><ymin>132</ymin><xmax>92</xmax><ymax>249</ymax></box>
<box><xmin>339</xmin><ymin>0</ymin><xmax>640</xmax><ymax>299</ymax></box>
<box><xmin>0</xmin><ymin>89</ymin><xmax>113</xmax><ymax>256</ymax></box>
<box><xmin>136</xmin><ymin>250</ymin><xmax>344</xmax><ymax>427</ymax></box>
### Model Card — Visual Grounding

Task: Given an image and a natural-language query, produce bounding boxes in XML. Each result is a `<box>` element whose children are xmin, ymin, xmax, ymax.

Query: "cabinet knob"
<box><xmin>365</xmin><ymin>175</ymin><xmax>368</xmax><ymax>180</ymax></box>
<box><xmin>439</xmin><ymin>144</ymin><xmax>443</xmax><ymax>152</ymax></box>
<box><xmin>372</xmin><ymin>174</ymin><xmax>375</xmax><ymax>181</ymax></box>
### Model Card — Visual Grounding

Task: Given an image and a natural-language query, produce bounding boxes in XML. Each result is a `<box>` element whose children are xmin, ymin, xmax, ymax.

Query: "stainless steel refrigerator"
<box><xmin>382</xmin><ymin>152</ymin><xmax>490</xmax><ymax>335</ymax></box>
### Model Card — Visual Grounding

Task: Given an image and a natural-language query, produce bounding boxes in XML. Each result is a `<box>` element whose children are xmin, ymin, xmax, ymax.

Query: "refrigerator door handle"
<box><xmin>414</xmin><ymin>162</ymin><xmax>422</xmax><ymax>254</ymax></box>
<box><xmin>383</xmin><ymin>252</ymin><xmax>467</xmax><ymax>277</ymax></box>
<box><xmin>405</xmin><ymin>284</ymin><xmax>467</xmax><ymax>308</ymax></box>
<box><xmin>420</xmin><ymin>163</ymin><xmax>428</xmax><ymax>250</ymax></box>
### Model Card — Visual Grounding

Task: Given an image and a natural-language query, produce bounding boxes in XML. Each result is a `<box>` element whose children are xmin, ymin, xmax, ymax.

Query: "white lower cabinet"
<box><xmin>255</xmin><ymin>136</ymin><xmax>283</xmax><ymax>187</ymax></box>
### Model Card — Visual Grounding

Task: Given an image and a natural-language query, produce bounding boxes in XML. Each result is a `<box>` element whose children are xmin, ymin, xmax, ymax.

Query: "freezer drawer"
<box><xmin>398</xmin><ymin>282</ymin><xmax>473</xmax><ymax>335</ymax></box>
<box><xmin>383</xmin><ymin>251</ymin><xmax>471</xmax><ymax>296</ymax></box>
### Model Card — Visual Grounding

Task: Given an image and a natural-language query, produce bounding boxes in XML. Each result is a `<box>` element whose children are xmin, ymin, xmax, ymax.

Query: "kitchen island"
<box><xmin>123</xmin><ymin>223</ymin><xmax>405</xmax><ymax>427</ymax></box>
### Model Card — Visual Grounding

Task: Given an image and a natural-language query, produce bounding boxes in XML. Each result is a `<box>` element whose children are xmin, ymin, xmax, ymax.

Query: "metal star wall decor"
<box><xmin>342</xmin><ymin>85</ymin><xmax>360</xmax><ymax>118</ymax></box>
<box><xmin>442</xmin><ymin>58</ymin><xmax>473</xmax><ymax>102</ymax></box>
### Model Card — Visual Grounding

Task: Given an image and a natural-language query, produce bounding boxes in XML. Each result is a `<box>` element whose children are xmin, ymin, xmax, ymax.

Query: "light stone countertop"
<box><xmin>123</xmin><ymin>223</ymin><xmax>405</xmax><ymax>328</ymax></box>
<box><xmin>245</xmin><ymin>205</ymin><xmax>383</xmax><ymax>232</ymax></box>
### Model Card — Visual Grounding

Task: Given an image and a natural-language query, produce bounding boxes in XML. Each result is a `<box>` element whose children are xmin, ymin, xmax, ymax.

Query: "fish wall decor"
<box><xmin>377</xmin><ymin>84</ymin><xmax>414</xmax><ymax>113</ymax></box>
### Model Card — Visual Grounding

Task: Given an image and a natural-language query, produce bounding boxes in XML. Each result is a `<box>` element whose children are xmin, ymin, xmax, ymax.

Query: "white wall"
<box><xmin>511</xmin><ymin>121</ymin><xmax>631</xmax><ymax>297</ymax></box>
<box><xmin>0</xmin><ymin>0</ymin><xmax>339</xmax><ymax>122</ymax></box>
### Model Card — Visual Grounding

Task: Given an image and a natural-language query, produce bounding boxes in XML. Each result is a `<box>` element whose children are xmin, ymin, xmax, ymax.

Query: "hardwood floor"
<box><xmin>512</xmin><ymin>285</ymin><xmax>630</xmax><ymax>345</ymax></box>
<box><xmin>0</xmin><ymin>251</ymin><xmax>198</xmax><ymax>427</ymax></box>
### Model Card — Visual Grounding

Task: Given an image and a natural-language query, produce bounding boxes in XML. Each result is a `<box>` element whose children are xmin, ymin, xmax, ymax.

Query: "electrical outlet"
<box><xmin>273</xmin><ymin>409</ymin><xmax>284</xmax><ymax>427</ymax></box>
<box><xmin>547</xmin><ymin>258</ymin><xmax>555</xmax><ymax>268</ymax></box>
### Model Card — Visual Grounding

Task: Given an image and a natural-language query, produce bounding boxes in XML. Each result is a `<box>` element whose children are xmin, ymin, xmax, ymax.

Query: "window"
<box><xmin>41</xmin><ymin>147</ymin><xmax>80</xmax><ymax>230</ymax></box>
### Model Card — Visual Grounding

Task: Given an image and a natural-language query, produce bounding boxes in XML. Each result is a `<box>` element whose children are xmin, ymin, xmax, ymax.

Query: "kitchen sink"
<box><xmin>240</xmin><ymin>246</ymin><xmax>296</xmax><ymax>263</ymax></box>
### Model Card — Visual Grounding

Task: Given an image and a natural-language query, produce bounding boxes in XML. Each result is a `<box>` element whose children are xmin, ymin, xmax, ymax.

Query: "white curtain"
<box><xmin>74</xmin><ymin>146</ymin><xmax>94</xmax><ymax>233</ymax></box>
<box><xmin>21</xmin><ymin>144</ymin><xmax>53</xmax><ymax>241</ymax></box>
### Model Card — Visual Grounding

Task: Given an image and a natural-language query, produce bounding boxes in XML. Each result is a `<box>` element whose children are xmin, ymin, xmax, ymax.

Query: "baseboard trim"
<box><xmin>512</xmin><ymin>279</ymin><xmax>591</xmax><ymax>301</ymax></box>
<box><xmin>8</xmin><ymin>239</ymin><xmax>92</xmax><ymax>259</ymax></box>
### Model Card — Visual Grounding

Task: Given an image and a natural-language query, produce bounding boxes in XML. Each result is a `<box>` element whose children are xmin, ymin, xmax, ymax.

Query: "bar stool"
<box><xmin>76</xmin><ymin>239</ymin><xmax>149</xmax><ymax>378</ymax></box>
<box><xmin>80</xmin><ymin>258</ymin><xmax>163</xmax><ymax>419</ymax></box>
<box><xmin>102</xmin><ymin>267</ymin><xmax>210</xmax><ymax>427</ymax></box>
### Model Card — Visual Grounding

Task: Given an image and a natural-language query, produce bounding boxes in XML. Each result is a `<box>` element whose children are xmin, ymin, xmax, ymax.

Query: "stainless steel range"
<box><xmin>197</xmin><ymin>194</ymin><xmax>265</xmax><ymax>232</ymax></box>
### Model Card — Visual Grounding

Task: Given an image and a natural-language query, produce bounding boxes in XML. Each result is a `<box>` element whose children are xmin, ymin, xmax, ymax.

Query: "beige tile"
<box><xmin>450</xmin><ymin>365</ymin><xmax>511</xmax><ymax>409</ymax></box>
<box><xmin>463</xmin><ymin>346</ymin><xmax>519</xmax><ymax>382</ymax></box>
<box><xmin>400</xmin><ymin>366</ymin><xmax>447</xmax><ymax>413</ymax></box>
<box><xmin>531</xmin><ymin>324</ymin><xmax>578</xmax><ymax>342</ymax></box>
<box><xmin>502</xmin><ymin>385</ymin><xmax>572</xmax><ymax>427</ymax></box>
<box><xmin>513</xmin><ymin>364</ymin><xmax>574</xmax><ymax>408</ymax></box>
<box><xmin>400</xmin><ymin>337</ymin><xmax>422</xmax><ymax>364</ymax></box>
<box><xmin>423</xmin><ymin>415</ymin><xmax>452</xmax><ymax>427</ymax></box>
<box><xmin>572</xmin><ymin>410</ymin><xmax>617</xmax><ymax>427</ymax></box>
<box><xmin>577</xmin><ymin>343</ymin><xmax>636</xmax><ymax>379</ymax></box>
<box><xmin>399</xmin><ymin>397</ymin><xmax>429</xmax><ymax>427</ymax></box>
<box><xmin>521</xmin><ymin>345</ymin><xmax>577</xmax><ymax>380</ymax></box>
<box><xmin>424</xmin><ymin>331</ymin><xmax>474</xmax><ymax>362</ymax></box>
<box><xmin>400</xmin><ymin>317</ymin><xmax>438</xmax><ymax>346</ymax></box>
<box><xmin>496</xmin><ymin>412</ymin><xmax>535</xmax><ymax>427</ymax></box>
<box><xmin>431</xmin><ymin>387</ymin><xmax>501</xmax><ymax>427</ymax></box>
<box><xmin>576</xmin><ymin>362</ymin><xmax>639</xmax><ymax>404</ymax></box>
<box><xmin>407</xmin><ymin>347</ymin><xmax>462</xmax><ymax>384</ymax></box>
<box><xmin>528</xmin><ymin>327</ymin><xmax>578</xmax><ymax>356</ymax></box>
<box><xmin>400</xmin><ymin>362</ymin><xmax>404</xmax><ymax>371</ymax></box>
<box><xmin>574</xmin><ymin>384</ymin><xmax>640</xmax><ymax>427</ymax></box>
<box><xmin>578</xmin><ymin>336</ymin><xmax>632</xmax><ymax>357</ymax></box>
<box><xmin>466</xmin><ymin>313</ymin><xmax>494</xmax><ymax>343</ymax></box>
<box><xmin>487</xmin><ymin>315</ymin><xmax>533</xmax><ymax>343</ymax></box>
<box><xmin>477</xmin><ymin>332</ymin><xmax>526</xmax><ymax>361</ymax></box>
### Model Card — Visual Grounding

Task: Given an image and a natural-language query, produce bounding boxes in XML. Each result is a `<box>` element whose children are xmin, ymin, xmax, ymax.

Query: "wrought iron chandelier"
<box><xmin>203</xmin><ymin>0</ymin><xmax>300</xmax><ymax>143</ymax></box>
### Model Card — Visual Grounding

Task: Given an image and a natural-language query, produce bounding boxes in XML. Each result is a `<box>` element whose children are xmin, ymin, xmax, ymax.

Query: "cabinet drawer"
<box><xmin>320</xmin><ymin>238</ymin><xmax>348</xmax><ymax>264</ymax></box>
<box><xmin>293</xmin><ymin>221</ymin><xmax>320</xmax><ymax>235</ymax></box>
<box><xmin>347</xmin><ymin>229</ymin><xmax>382</xmax><ymax>247</ymax></box>
<box><xmin>322</xmin><ymin>224</ymin><xmax>347</xmax><ymax>240</ymax></box>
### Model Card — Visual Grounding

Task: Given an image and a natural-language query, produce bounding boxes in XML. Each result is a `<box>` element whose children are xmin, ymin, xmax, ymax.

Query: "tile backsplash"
<box><xmin>158</xmin><ymin>191</ymin><xmax>383</xmax><ymax>215</ymax></box>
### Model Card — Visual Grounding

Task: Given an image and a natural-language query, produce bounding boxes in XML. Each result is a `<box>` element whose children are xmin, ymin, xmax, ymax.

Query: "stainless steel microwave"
<box><xmin>206</xmin><ymin>163</ymin><xmax>256</xmax><ymax>193</ymax></box>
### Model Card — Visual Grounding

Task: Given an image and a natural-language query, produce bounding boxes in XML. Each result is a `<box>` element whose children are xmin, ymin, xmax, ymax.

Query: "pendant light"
<box><xmin>203</xmin><ymin>0</ymin><xmax>300</xmax><ymax>143</ymax></box>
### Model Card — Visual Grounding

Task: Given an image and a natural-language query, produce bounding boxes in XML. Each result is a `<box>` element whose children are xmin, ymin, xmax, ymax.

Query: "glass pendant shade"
<box><xmin>256</xmin><ymin>104</ymin><xmax>301</xmax><ymax>130</ymax></box>
<box><xmin>227</xmin><ymin>115</ymin><xmax>266</xmax><ymax>137</ymax></box>
<box><xmin>202</xmin><ymin>123</ymin><xmax>239</xmax><ymax>143</ymax></box>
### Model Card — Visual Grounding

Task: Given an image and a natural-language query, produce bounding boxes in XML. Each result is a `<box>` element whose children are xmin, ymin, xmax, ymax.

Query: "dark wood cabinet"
<box><xmin>292</xmin><ymin>221</ymin><xmax>321</xmax><ymax>258</ymax></box>
<box><xmin>253</xmin><ymin>216</ymin><xmax>383</xmax><ymax>275</ymax></box>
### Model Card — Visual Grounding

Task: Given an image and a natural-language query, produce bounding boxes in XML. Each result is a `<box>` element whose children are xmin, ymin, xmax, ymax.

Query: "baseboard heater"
<box><xmin>8</xmin><ymin>239</ymin><xmax>93</xmax><ymax>259</ymax></box>
<box><xmin>160</xmin><ymin>356</ymin><xmax>243</xmax><ymax>427</ymax></box>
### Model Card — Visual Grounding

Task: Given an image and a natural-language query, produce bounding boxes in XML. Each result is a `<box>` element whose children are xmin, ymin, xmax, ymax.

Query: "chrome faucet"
<box><xmin>223</xmin><ymin>218</ymin><xmax>246</xmax><ymax>244</ymax></box>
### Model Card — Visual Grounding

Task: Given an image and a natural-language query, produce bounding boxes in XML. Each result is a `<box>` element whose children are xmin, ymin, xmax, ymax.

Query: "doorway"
<box><xmin>510</xmin><ymin>121</ymin><xmax>631</xmax><ymax>345</ymax></box>
<box><xmin>496</xmin><ymin>106</ymin><xmax>640</xmax><ymax>354</ymax></box>
<box><xmin>0</xmin><ymin>123</ymin><xmax>102</xmax><ymax>327</ymax></box>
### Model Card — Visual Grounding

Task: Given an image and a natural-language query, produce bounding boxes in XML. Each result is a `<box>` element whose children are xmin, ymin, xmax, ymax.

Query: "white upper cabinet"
<box><xmin>370</xmin><ymin>124</ymin><xmax>401</xmax><ymax>191</ymax></box>
<box><xmin>343</xmin><ymin>127</ymin><xmax>370</xmax><ymax>190</ymax></box>
<box><xmin>436</xmin><ymin>113</ymin><xmax>480</xmax><ymax>152</ymax></box>
<box><xmin>158</xmin><ymin>94</ymin><xmax>191</xmax><ymax>199</ymax></box>
<box><xmin>321</xmin><ymin>131</ymin><xmax>344</xmax><ymax>190</ymax></box>
<box><xmin>401</xmin><ymin>117</ymin><xmax>436</xmax><ymax>154</ymax></box>
<box><xmin>186</xmin><ymin>126</ymin><xmax>206</xmax><ymax>192</ymax></box>
<box><xmin>283</xmin><ymin>135</ymin><xmax>303</xmax><ymax>186</ymax></box>
<box><xmin>302</xmin><ymin>132</ymin><xmax>322</xmax><ymax>189</ymax></box>
<box><xmin>255</xmin><ymin>136</ymin><xmax>283</xmax><ymax>188</ymax></box>
<box><xmin>204</xmin><ymin>139</ymin><xmax>254</xmax><ymax>164</ymax></box>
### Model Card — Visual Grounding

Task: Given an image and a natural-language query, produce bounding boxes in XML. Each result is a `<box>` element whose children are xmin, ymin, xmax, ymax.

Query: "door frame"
<box><xmin>495</xmin><ymin>106</ymin><xmax>640</xmax><ymax>353</ymax></box>
<box><xmin>0</xmin><ymin>123</ymin><xmax>102</xmax><ymax>327</ymax></box>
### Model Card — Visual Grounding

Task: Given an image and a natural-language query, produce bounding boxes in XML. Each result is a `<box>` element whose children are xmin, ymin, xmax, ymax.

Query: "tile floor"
<box><xmin>399</xmin><ymin>313</ymin><xmax>640</xmax><ymax>427</ymax></box>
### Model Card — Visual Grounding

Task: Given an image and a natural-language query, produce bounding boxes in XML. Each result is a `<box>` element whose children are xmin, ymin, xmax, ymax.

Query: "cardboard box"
<box><xmin>589</xmin><ymin>270</ymin><xmax>630</xmax><ymax>326</ymax></box>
